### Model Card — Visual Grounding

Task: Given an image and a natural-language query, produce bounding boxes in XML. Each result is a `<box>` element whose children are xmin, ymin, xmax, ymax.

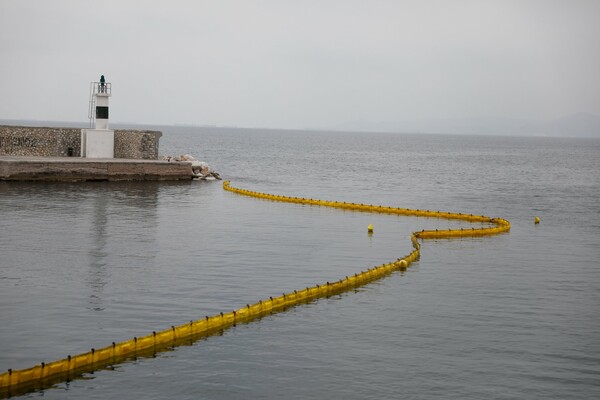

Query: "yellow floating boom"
<box><xmin>0</xmin><ymin>181</ymin><xmax>509</xmax><ymax>397</ymax></box>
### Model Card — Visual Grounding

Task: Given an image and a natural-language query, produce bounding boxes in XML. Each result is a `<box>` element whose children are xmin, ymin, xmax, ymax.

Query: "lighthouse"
<box><xmin>81</xmin><ymin>75</ymin><xmax>115</xmax><ymax>158</ymax></box>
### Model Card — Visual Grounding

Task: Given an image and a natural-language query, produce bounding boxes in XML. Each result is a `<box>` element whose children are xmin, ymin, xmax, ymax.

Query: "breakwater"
<box><xmin>0</xmin><ymin>156</ymin><xmax>194</xmax><ymax>182</ymax></box>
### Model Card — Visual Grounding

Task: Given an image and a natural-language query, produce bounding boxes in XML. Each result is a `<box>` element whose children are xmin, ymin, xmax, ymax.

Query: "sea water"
<box><xmin>0</xmin><ymin>127</ymin><xmax>599</xmax><ymax>399</ymax></box>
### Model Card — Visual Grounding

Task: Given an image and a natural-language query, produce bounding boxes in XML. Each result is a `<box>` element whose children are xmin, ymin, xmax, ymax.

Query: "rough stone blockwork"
<box><xmin>0</xmin><ymin>126</ymin><xmax>80</xmax><ymax>157</ymax></box>
<box><xmin>114</xmin><ymin>130</ymin><xmax>162</xmax><ymax>159</ymax></box>
<box><xmin>0</xmin><ymin>125</ymin><xmax>162</xmax><ymax>159</ymax></box>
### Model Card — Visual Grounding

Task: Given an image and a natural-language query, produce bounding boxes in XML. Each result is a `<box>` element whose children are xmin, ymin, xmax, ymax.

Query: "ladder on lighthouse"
<box><xmin>88</xmin><ymin>82</ymin><xmax>96</xmax><ymax>128</ymax></box>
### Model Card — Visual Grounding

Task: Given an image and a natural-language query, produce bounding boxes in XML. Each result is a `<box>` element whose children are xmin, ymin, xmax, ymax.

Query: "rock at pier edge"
<box><xmin>162</xmin><ymin>154</ymin><xmax>222</xmax><ymax>180</ymax></box>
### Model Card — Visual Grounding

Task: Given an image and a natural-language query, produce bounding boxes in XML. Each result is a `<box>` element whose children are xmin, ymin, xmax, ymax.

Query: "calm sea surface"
<box><xmin>1</xmin><ymin>127</ymin><xmax>599</xmax><ymax>399</ymax></box>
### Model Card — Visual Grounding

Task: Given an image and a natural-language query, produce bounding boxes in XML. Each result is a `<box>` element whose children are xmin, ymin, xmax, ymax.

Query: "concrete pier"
<box><xmin>0</xmin><ymin>156</ymin><xmax>193</xmax><ymax>182</ymax></box>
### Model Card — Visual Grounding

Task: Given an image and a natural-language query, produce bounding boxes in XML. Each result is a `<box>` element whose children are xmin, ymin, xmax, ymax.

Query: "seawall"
<box><xmin>0</xmin><ymin>125</ymin><xmax>162</xmax><ymax>159</ymax></box>
<box><xmin>0</xmin><ymin>156</ymin><xmax>193</xmax><ymax>182</ymax></box>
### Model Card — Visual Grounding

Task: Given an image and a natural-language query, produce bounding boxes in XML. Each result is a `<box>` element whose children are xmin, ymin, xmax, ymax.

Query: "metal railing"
<box><xmin>91</xmin><ymin>81</ymin><xmax>111</xmax><ymax>95</ymax></box>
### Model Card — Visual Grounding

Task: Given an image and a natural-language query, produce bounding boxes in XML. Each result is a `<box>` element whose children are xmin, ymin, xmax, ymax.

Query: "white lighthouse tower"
<box><xmin>81</xmin><ymin>75</ymin><xmax>114</xmax><ymax>158</ymax></box>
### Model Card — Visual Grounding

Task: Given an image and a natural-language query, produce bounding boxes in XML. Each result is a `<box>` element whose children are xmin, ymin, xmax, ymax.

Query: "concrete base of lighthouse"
<box><xmin>81</xmin><ymin>129</ymin><xmax>114</xmax><ymax>158</ymax></box>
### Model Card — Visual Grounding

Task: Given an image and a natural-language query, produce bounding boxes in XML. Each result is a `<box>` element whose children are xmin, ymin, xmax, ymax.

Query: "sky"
<box><xmin>1</xmin><ymin>0</ymin><xmax>599</xmax><ymax>130</ymax></box>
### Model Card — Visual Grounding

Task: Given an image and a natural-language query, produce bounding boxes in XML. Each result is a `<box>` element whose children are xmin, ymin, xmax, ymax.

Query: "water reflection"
<box><xmin>83</xmin><ymin>182</ymin><xmax>163</xmax><ymax>312</ymax></box>
<box><xmin>87</xmin><ymin>192</ymin><xmax>109</xmax><ymax>311</ymax></box>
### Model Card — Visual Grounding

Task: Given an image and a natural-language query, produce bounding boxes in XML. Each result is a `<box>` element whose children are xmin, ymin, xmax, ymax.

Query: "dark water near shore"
<box><xmin>1</xmin><ymin>128</ymin><xmax>599</xmax><ymax>399</ymax></box>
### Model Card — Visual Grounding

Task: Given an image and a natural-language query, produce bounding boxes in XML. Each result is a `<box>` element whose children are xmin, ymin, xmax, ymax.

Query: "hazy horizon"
<box><xmin>1</xmin><ymin>1</ymin><xmax>599</xmax><ymax>133</ymax></box>
<box><xmin>3</xmin><ymin>112</ymin><xmax>600</xmax><ymax>138</ymax></box>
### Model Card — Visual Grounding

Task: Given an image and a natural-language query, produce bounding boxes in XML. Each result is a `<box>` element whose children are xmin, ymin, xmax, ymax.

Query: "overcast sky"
<box><xmin>1</xmin><ymin>0</ymin><xmax>599</xmax><ymax>129</ymax></box>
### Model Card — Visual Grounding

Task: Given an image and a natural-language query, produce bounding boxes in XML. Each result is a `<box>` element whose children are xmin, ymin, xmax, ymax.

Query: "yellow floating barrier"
<box><xmin>0</xmin><ymin>181</ymin><xmax>509</xmax><ymax>397</ymax></box>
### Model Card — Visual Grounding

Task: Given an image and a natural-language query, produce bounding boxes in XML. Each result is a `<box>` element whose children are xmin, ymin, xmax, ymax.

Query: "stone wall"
<box><xmin>0</xmin><ymin>125</ymin><xmax>162</xmax><ymax>159</ymax></box>
<box><xmin>0</xmin><ymin>126</ymin><xmax>80</xmax><ymax>157</ymax></box>
<box><xmin>114</xmin><ymin>130</ymin><xmax>162</xmax><ymax>159</ymax></box>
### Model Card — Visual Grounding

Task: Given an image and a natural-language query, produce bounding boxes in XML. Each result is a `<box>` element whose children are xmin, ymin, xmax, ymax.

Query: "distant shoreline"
<box><xmin>1</xmin><ymin>116</ymin><xmax>599</xmax><ymax>139</ymax></box>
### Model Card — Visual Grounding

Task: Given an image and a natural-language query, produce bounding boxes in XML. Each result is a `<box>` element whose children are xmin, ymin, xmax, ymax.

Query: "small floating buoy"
<box><xmin>367</xmin><ymin>224</ymin><xmax>374</xmax><ymax>233</ymax></box>
<box><xmin>534</xmin><ymin>216</ymin><xmax>540</xmax><ymax>224</ymax></box>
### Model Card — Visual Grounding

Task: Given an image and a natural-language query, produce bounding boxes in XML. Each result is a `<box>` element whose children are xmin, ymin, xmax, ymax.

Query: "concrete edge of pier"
<box><xmin>0</xmin><ymin>156</ymin><xmax>194</xmax><ymax>182</ymax></box>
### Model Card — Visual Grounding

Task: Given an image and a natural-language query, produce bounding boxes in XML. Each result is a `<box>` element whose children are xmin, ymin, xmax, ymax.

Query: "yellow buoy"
<box><xmin>367</xmin><ymin>224</ymin><xmax>374</xmax><ymax>233</ymax></box>
<box><xmin>534</xmin><ymin>216</ymin><xmax>540</xmax><ymax>224</ymax></box>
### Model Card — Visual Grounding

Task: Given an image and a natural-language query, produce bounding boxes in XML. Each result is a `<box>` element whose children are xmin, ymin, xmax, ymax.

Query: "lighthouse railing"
<box><xmin>91</xmin><ymin>81</ymin><xmax>112</xmax><ymax>95</ymax></box>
